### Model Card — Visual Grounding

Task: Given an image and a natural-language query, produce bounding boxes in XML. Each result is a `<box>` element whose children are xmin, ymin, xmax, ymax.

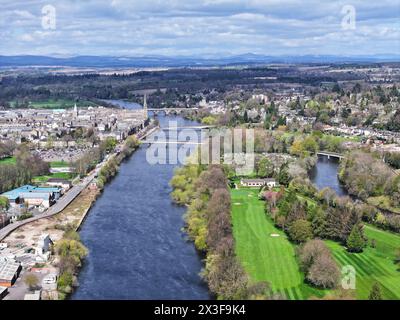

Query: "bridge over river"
<box><xmin>316</xmin><ymin>151</ymin><xmax>345</xmax><ymax>160</ymax></box>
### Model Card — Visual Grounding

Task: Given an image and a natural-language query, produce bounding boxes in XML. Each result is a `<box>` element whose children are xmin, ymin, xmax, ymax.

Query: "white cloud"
<box><xmin>0</xmin><ymin>0</ymin><xmax>398</xmax><ymax>56</ymax></box>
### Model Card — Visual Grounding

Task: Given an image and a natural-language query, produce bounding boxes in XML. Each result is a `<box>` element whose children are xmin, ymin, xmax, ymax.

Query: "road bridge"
<box><xmin>316</xmin><ymin>151</ymin><xmax>345</xmax><ymax>160</ymax></box>
<box><xmin>148</xmin><ymin>108</ymin><xmax>199</xmax><ymax>115</ymax></box>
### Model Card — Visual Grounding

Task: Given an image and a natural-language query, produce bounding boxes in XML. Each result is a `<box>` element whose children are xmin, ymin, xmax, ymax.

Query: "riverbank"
<box><xmin>71</xmin><ymin>113</ymin><xmax>209</xmax><ymax>300</ymax></box>
<box><xmin>1</xmin><ymin>121</ymin><xmax>153</xmax><ymax>300</ymax></box>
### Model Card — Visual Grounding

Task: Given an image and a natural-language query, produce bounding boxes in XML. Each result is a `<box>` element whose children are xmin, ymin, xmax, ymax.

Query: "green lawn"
<box><xmin>231</xmin><ymin>188</ymin><xmax>324</xmax><ymax>300</ymax></box>
<box><xmin>32</xmin><ymin>172</ymin><xmax>74</xmax><ymax>183</ymax></box>
<box><xmin>0</xmin><ymin>156</ymin><xmax>16</xmax><ymax>165</ymax></box>
<box><xmin>50</xmin><ymin>160</ymin><xmax>71</xmax><ymax>168</ymax></box>
<box><xmin>10</xmin><ymin>99</ymin><xmax>96</xmax><ymax>109</ymax></box>
<box><xmin>326</xmin><ymin>225</ymin><xmax>400</xmax><ymax>300</ymax></box>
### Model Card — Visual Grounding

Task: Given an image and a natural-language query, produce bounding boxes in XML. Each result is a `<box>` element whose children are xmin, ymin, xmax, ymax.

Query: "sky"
<box><xmin>0</xmin><ymin>0</ymin><xmax>399</xmax><ymax>57</ymax></box>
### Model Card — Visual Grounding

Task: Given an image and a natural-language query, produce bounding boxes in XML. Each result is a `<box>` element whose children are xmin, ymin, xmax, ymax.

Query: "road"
<box><xmin>0</xmin><ymin>124</ymin><xmax>156</xmax><ymax>242</ymax></box>
<box><xmin>0</xmin><ymin>171</ymin><xmax>97</xmax><ymax>242</ymax></box>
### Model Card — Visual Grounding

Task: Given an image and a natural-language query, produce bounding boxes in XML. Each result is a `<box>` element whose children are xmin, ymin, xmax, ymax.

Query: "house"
<box><xmin>0</xmin><ymin>261</ymin><xmax>22</xmax><ymax>287</ymax></box>
<box><xmin>20</xmin><ymin>192</ymin><xmax>53</xmax><ymax>208</ymax></box>
<box><xmin>240</xmin><ymin>178</ymin><xmax>278</xmax><ymax>188</ymax></box>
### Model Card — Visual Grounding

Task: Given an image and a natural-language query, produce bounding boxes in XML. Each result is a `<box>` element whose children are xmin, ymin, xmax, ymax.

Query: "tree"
<box><xmin>307</xmin><ymin>254</ymin><xmax>340</xmax><ymax>289</ymax></box>
<box><xmin>298</xmin><ymin>239</ymin><xmax>331</xmax><ymax>272</ymax></box>
<box><xmin>24</xmin><ymin>273</ymin><xmax>39</xmax><ymax>291</ymax></box>
<box><xmin>257</xmin><ymin>157</ymin><xmax>273</xmax><ymax>178</ymax></box>
<box><xmin>298</xmin><ymin>239</ymin><xmax>340</xmax><ymax>289</ymax></box>
<box><xmin>278</xmin><ymin>164</ymin><xmax>290</xmax><ymax>186</ymax></box>
<box><xmin>101</xmin><ymin>137</ymin><xmax>118</xmax><ymax>153</ymax></box>
<box><xmin>62</xmin><ymin>135</ymin><xmax>73</xmax><ymax>148</ymax></box>
<box><xmin>347</xmin><ymin>224</ymin><xmax>366</xmax><ymax>253</ymax></box>
<box><xmin>288</xmin><ymin>219</ymin><xmax>313</xmax><ymax>243</ymax></box>
<box><xmin>0</xmin><ymin>196</ymin><xmax>9</xmax><ymax>211</ymax></box>
<box><xmin>368</xmin><ymin>282</ymin><xmax>382</xmax><ymax>300</ymax></box>
<box><xmin>243</xmin><ymin>110</ymin><xmax>249</xmax><ymax>123</ymax></box>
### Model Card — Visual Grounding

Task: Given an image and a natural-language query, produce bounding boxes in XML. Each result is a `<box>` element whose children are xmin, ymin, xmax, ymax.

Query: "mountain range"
<box><xmin>0</xmin><ymin>54</ymin><xmax>399</xmax><ymax>68</ymax></box>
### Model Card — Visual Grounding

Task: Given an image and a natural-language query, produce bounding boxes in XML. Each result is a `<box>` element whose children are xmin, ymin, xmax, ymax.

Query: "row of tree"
<box><xmin>339</xmin><ymin>150</ymin><xmax>400</xmax><ymax>208</ymax></box>
<box><xmin>171</xmin><ymin>164</ymin><xmax>276</xmax><ymax>300</ymax></box>
<box><xmin>55</xmin><ymin>229</ymin><xmax>88</xmax><ymax>300</ymax></box>
<box><xmin>0</xmin><ymin>144</ymin><xmax>49</xmax><ymax>193</ymax></box>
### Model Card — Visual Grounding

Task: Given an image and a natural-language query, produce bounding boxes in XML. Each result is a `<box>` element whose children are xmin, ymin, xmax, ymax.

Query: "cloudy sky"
<box><xmin>1</xmin><ymin>0</ymin><xmax>399</xmax><ymax>57</ymax></box>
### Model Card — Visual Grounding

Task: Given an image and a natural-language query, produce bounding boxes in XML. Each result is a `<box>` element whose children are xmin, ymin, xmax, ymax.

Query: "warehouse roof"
<box><xmin>0</xmin><ymin>261</ymin><xmax>21</xmax><ymax>281</ymax></box>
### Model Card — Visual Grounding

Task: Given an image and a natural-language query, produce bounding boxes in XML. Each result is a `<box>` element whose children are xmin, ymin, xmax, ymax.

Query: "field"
<box><xmin>32</xmin><ymin>172</ymin><xmax>74</xmax><ymax>183</ymax></box>
<box><xmin>231</xmin><ymin>188</ymin><xmax>324</xmax><ymax>300</ymax></box>
<box><xmin>49</xmin><ymin>160</ymin><xmax>71</xmax><ymax>168</ymax></box>
<box><xmin>10</xmin><ymin>99</ymin><xmax>96</xmax><ymax>109</ymax></box>
<box><xmin>326</xmin><ymin>225</ymin><xmax>400</xmax><ymax>300</ymax></box>
<box><xmin>0</xmin><ymin>156</ymin><xmax>16</xmax><ymax>164</ymax></box>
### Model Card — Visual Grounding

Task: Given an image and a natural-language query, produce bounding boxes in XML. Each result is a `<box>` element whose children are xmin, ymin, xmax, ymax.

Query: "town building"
<box><xmin>240</xmin><ymin>178</ymin><xmax>277</xmax><ymax>188</ymax></box>
<box><xmin>0</xmin><ymin>260</ymin><xmax>22</xmax><ymax>287</ymax></box>
<box><xmin>1</xmin><ymin>185</ymin><xmax>61</xmax><ymax>209</ymax></box>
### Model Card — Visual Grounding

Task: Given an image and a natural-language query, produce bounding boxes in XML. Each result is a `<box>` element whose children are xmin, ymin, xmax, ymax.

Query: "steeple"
<box><xmin>73</xmin><ymin>103</ymin><xmax>78</xmax><ymax>117</ymax></box>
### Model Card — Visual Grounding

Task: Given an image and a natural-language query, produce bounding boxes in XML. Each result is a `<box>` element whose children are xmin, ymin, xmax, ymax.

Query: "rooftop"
<box><xmin>1</xmin><ymin>185</ymin><xmax>61</xmax><ymax>200</ymax></box>
<box><xmin>0</xmin><ymin>261</ymin><xmax>20</xmax><ymax>281</ymax></box>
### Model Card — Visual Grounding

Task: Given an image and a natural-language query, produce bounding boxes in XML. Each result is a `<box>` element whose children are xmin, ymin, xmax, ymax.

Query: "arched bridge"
<box><xmin>148</xmin><ymin>108</ymin><xmax>199</xmax><ymax>115</ymax></box>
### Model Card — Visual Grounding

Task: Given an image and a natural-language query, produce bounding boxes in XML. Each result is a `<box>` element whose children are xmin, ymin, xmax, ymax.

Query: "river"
<box><xmin>310</xmin><ymin>155</ymin><xmax>347</xmax><ymax>196</ymax></box>
<box><xmin>71</xmin><ymin>101</ymin><xmax>210</xmax><ymax>300</ymax></box>
<box><xmin>72</xmin><ymin>100</ymin><xmax>345</xmax><ymax>299</ymax></box>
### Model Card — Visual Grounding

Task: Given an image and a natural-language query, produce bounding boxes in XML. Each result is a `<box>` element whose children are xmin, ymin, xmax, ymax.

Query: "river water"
<box><xmin>309</xmin><ymin>155</ymin><xmax>347</xmax><ymax>196</ymax></box>
<box><xmin>72</xmin><ymin>99</ymin><xmax>345</xmax><ymax>299</ymax></box>
<box><xmin>72</xmin><ymin>101</ymin><xmax>209</xmax><ymax>300</ymax></box>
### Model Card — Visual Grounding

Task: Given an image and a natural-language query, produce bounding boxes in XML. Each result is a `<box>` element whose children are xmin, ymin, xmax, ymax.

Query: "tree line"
<box><xmin>0</xmin><ymin>144</ymin><xmax>49</xmax><ymax>193</ymax></box>
<box><xmin>171</xmin><ymin>164</ymin><xmax>278</xmax><ymax>300</ymax></box>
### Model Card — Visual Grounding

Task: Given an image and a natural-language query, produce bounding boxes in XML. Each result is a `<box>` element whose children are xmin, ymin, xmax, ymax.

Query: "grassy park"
<box><xmin>32</xmin><ymin>172</ymin><xmax>74</xmax><ymax>183</ymax></box>
<box><xmin>50</xmin><ymin>160</ymin><xmax>71</xmax><ymax>168</ymax></box>
<box><xmin>0</xmin><ymin>156</ymin><xmax>16</xmax><ymax>164</ymax></box>
<box><xmin>326</xmin><ymin>225</ymin><xmax>400</xmax><ymax>300</ymax></box>
<box><xmin>231</xmin><ymin>187</ymin><xmax>400</xmax><ymax>300</ymax></box>
<box><xmin>10</xmin><ymin>98</ymin><xmax>96</xmax><ymax>109</ymax></box>
<box><xmin>231</xmin><ymin>188</ymin><xmax>324</xmax><ymax>300</ymax></box>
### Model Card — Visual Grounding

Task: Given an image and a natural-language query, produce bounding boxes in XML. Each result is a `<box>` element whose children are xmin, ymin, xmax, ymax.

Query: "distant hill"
<box><xmin>0</xmin><ymin>54</ymin><xmax>399</xmax><ymax>68</ymax></box>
